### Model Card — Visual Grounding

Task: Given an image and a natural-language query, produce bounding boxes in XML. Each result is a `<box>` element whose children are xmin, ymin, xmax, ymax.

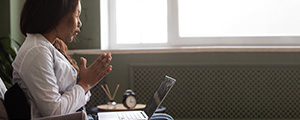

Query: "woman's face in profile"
<box><xmin>56</xmin><ymin>1</ymin><xmax>82</xmax><ymax>43</ymax></box>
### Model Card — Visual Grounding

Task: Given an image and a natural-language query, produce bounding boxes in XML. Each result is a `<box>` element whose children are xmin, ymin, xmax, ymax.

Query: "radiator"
<box><xmin>129</xmin><ymin>64</ymin><xmax>300</xmax><ymax>119</ymax></box>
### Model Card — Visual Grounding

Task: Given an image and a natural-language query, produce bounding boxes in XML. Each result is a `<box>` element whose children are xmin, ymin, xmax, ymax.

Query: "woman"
<box><xmin>12</xmin><ymin>0</ymin><xmax>112</xmax><ymax>119</ymax></box>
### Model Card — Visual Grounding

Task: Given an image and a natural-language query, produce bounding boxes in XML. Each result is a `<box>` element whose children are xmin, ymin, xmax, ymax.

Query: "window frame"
<box><xmin>101</xmin><ymin>0</ymin><xmax>300</xmax><ymax>50</ymax></box>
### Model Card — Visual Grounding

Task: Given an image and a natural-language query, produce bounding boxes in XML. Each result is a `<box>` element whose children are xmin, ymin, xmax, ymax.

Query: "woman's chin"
<box><xmin>68</xmin><ymin>38</ymin><xmax>74</xmax><ymax>43</ymax></box>
<box><xmin>63</xmin><ymin>38</ymin><xmax>72</xmax><ymax>43</ymax></box>
<box><xmin>69</xmin><ymin>36</ymin><xmax>76</xmax><ymax>42</ymax></box>
<box><xmin>64</xmin><ymin>35</ymin><xmax>77</xmax><ymax>43</ymax></box>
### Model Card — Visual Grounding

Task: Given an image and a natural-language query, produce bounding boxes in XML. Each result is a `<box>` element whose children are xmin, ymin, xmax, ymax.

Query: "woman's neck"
<box><xmin>42</xmin><ymin>31</ymin><xmax>57</xmax><ymax>44</ymax></box>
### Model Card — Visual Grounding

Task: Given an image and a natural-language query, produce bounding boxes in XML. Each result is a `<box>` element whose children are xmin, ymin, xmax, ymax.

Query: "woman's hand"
<box><xmin>77</xmin><ymin>53</ymin><xmax>113</xmax><ymax>92</ymax></box>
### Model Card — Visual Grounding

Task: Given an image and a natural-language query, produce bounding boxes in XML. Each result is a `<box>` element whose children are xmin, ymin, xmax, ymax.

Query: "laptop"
<box><xmin>98</xmin><ymin>75</ymin><xmax>176</xmax><ymax>120</ymax></box>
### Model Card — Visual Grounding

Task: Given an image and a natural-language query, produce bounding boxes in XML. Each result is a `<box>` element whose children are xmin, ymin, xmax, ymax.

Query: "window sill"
<box><xmin>67</xmin><ymin>46</ymin><xmax>300</xmax><ymax>55</ymax></box>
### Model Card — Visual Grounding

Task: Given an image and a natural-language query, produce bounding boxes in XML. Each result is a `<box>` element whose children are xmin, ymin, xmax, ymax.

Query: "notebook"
<box><xmin>97</xmin><ymin>75</ymin><xmax>176</xmax><ymax>120</ymax></box>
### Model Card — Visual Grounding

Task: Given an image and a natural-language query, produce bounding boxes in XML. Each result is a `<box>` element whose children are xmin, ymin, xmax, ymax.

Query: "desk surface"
<box><xmin>87</xmin><ymin>104</ymin><xmax>167</xmax><ymax>114</ymax></box>
<box><xmin>97</xmin><ymin>104</ymin><xmax>146</xmax><ymax>111</ymax></box>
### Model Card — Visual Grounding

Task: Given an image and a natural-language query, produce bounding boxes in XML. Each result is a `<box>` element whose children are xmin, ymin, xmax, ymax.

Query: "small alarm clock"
<box><xmin>122</xmin><ymin>89</ymin><xmax>137</xmax><ymax>109</ymax></box>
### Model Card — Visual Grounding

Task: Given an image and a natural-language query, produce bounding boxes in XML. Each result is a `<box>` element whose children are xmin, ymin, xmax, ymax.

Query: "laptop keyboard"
<box><xmin>117</xmin><ymin>111</ymin><xmax>147</xmax><ymax>120</ymax></box>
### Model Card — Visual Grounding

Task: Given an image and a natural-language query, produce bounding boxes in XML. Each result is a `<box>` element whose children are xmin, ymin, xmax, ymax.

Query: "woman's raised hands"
<box><xmin>77</xmin><ymin>53</ymin><xmax>113</xmax><ymax>92</ymax></box>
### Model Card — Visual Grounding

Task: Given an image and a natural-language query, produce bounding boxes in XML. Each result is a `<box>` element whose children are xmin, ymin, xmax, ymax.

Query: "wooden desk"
<box><xmin>87</xmin><ymin>104</ymin><xmax>166</xmax><ymax>114</ymax></box>
<box><xmin>97</xmin><ymin>104</ymin><xmax>146</xmax><ymax>111</ymax></box>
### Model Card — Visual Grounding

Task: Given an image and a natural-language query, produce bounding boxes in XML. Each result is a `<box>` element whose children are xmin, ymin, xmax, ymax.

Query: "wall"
<box><xmin>67</xmin><ymin>0</ymin><xmax>101</xmax><ymax>49</ymax></box>
<box><xmin>0</xmin><ymin>0</ymin><xmax>10</xmax><ymax>38</ymax></box>
<box><xmin>0</xmin><ymin>0</ymin><xmax>24</xmax><ymax>48</ymax></box>
<box><xmin>72</xmin><ymin>52</ymin><xmax>300</xmax><ymax>105</ymax></box>
<box><xmin>10</xmin><ymin>0</ymin><xmax>25</xmax><ymax>46</ymax></box>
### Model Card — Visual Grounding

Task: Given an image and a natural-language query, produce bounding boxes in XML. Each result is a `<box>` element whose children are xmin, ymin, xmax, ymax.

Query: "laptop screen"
<box><xmin>143</xmin><ymin>76</ymin><xmax>176</xmax><ymax>117</ymax></box>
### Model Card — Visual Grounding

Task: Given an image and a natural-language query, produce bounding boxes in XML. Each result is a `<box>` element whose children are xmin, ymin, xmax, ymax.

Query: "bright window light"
<box><xmin>101</xmin><ymin>0</ymin><xmax>300</xmax><ymax>49</ymax></box>
<box><xmin>115</xmin><ymin>0</ymin><xmax>168</xmax><ymax>44</ymax></box>
<box><xmin>178</xmin><ymin>0</ymin><xmax>300</xmax><ymax>37</ymax></box>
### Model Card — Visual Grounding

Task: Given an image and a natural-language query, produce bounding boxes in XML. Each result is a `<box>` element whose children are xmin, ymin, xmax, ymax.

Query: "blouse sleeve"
<box><xmin>86</xmin><ymin>91</ymin><xmax>91</xmax><ymax>102</ymax></box>
<box><xmin>19</xmin><ymin>46</ymin><xmax>88</xmax><ymax>117</ymax></box>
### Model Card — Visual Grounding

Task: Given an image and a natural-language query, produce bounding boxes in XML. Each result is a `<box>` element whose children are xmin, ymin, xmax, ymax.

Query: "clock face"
<box><xmin>125</xmin><ymin>96</ymin><xmax>137</xmax><ymax>108</ymax></box>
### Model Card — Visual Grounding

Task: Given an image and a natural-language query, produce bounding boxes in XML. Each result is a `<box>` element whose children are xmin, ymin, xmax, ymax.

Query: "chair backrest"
<box><xmin>5</xmin><ymin>83</ymin><xmax>31</xmax><ymax>119</ymax></box>
<box><xmin>0</xmin><ymin>78</ymin><xmax>9</xmax><ymax>120</ymax></box>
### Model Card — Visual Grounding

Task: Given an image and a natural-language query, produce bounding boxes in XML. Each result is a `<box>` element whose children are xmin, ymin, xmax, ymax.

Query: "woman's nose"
<box><xmin>78</xmin><ymin>18</ymin><xmax>82</xmax><ymax>28</ymax></box>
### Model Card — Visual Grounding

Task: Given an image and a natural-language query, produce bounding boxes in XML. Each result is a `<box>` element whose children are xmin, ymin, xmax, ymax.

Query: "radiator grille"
<box><xmin>130</xmin><ymin>65</ymin><xmax>300</xmax><ymax>119</ymax></box>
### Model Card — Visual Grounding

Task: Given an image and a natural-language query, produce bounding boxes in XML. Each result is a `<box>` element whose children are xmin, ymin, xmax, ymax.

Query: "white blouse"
<box><xmin>12</xmin><ymin>33</ymin><xmax>91</xmax><ymax>118</ymax></box>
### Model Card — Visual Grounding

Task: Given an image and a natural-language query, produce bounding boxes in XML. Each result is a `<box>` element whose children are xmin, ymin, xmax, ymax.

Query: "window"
<box><xmin>101</xmin><ymin>0</ymin><xmax>300</xmax><ymax>50</ymax></box>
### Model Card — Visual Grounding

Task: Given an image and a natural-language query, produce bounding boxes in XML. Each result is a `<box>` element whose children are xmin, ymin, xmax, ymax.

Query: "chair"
<box><xmin>0</xmin><ymin>77</ymin><xmax>88</xmax><ymax>120</ymax></box>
